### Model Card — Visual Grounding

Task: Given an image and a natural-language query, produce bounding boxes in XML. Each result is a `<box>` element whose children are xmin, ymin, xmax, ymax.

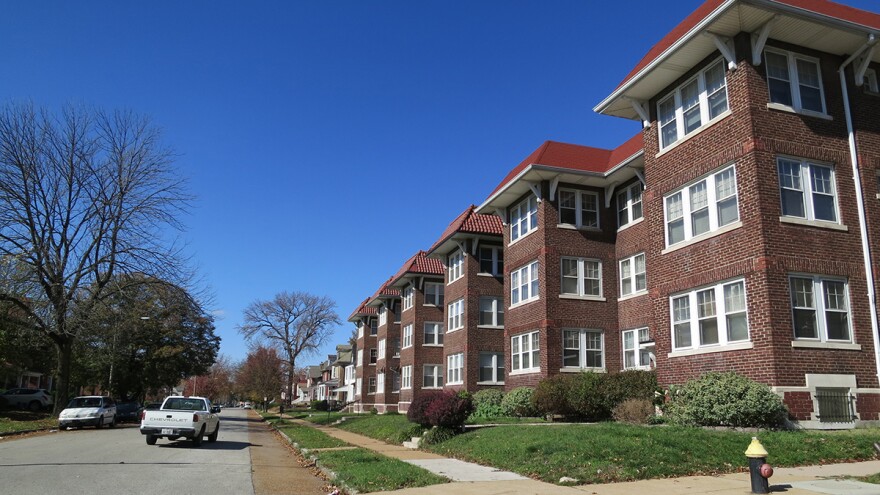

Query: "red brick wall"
<box><xmin>396</xmin><ymin>275</ymin><xmax>445</xmax><ymax>408</ymax></box>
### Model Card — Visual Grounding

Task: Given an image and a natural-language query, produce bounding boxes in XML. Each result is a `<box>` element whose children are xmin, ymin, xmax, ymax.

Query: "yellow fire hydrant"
<box><xmin>745</xmin><ymin>437</ymin><xmax>773</xmax><ymax>494</ymax></box>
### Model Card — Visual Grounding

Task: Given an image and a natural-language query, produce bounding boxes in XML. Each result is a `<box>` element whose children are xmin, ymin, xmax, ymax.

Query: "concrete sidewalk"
<box><xmin>290</xmin><ymin>417</ymin><xmax>880</xmax><ymax>495</ymax></box>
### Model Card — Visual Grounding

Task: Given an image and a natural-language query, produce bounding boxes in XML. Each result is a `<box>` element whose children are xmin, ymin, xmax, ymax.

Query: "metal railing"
<box><xmin>815</xmin><ymin>389</ymin><xmax>856</xmax><ymax>423</ymax></box>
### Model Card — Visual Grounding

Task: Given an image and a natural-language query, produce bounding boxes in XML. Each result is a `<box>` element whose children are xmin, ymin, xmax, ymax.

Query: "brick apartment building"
<box><xmin>347</xmin><ymin>0</ymin><xmax>880</xmax><ymax>428</ymax></box>
<box><xmin>365</xmin><ymin>277</ymin><xmax>402</xmax><ymax>413</ymax></box>
<box><xmin>347</xmin><ymin>297</ymin><xmax>377</xmax><ymax>413</ymax></box>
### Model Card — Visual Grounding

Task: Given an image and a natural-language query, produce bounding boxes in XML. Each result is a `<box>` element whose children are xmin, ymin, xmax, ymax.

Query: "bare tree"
<box><xmin>238</xmin><ymin>291</ymin><xmax>340</xmax><ymax>406</ymax></box>
<box><xmin>0</xmin><ymin>103</ymin><xmax>191</xmax><ymax>411</ymax></box>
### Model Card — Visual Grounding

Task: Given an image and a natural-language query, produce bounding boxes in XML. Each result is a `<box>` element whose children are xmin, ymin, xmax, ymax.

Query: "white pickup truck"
<box><xmin>139</xmin><ymin>396</ymin><xmax>220</xmax><ymax>446</ymax></box>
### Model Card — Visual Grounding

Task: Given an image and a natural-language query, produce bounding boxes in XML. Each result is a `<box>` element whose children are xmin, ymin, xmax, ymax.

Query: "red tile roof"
<box><xmin>389</xmin><ymin>251</ymin><xmax>444</xmax><ymax>287</ymax></box>
<box><xmin>369</xmin><ymin>276</ymin><xmax>400</xmax><ymax>301</ymax></box>
<box><xmin>427</xmin><ymin>205</ymin><xmax>504</xmax><ymax>254</ymax></box>
<box><xmin>347</xmin><ymin>297</ymin><xmax>376</xmax><ymax>322</ymax></box>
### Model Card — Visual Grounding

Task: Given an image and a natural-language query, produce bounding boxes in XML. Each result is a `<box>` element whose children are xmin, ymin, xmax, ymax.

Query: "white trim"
<box><xmin>791</xmin><ymin>341</ymin><xmax>861</xmax><ymax>351</ymax></box>
<box><xmin>778</xmin><ymin>216</ymin><xmax>847</xmax><ymax>231</ymax></box>
<box><xmin>655</xmin><ymin>109</ymin><xmax>732</xmax><ymax>158</ymax></box>
<box><xmin>668</xmin><ymin>341</ymin><xmax>753</xmax><ymax>358</ymax></box>
<box><xmin>661</xmin><ymin>221</ymin><xmax>743</xmax><ymax>254</ymax></box>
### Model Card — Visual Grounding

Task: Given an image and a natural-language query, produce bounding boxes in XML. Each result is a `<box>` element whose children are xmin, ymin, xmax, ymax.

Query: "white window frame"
<box><xmin>670</xmin><ymin>279</ymin><xmax>750</xmax><ymax>352</ymax></box>
<box><xmin>402</xmin><ymin>324</ymin><xmax>414</xmax><ymax>349</ymax></box>
<box><xmin>478</xmin><ymin>296</ymin><xmax>504</xmax><ymax>327</ymax></box>
<box><xmin>789</xmin><ymin>275</ymin><xmax>852</xmax><ymax>343</ymax></box>
<box><xmin>391</xmin><ymin>337</ymin><xmax>400</xmax><ymax>358</ymax></box>
<box><xmin>376</xmin><ymin>372</ymin><xmax>385</xmax><ymax>393</ymax></box>
<box><xmin>401</xmin><ymin>365</ymin><xmax>412</xmax><ymax>389</ymax></box>
<box><xmin>369</xmin><ymin>348</ymin><xmax>377</xmax><ymax>364</ymax></box>
<box><xmin>424</xmin><ymin>282</ymin><xmax>444</xmax><ymax>306</ymax></box>
<box><xmin>510</xmin><ymin>194</ymin><xmax>538</xmax><ymax>243</ymax></box>
<box><xmin>477</xmin><ymin>352</ymin><xmax>505</xmax><ymax>384</ymax></box>
<box><xmin>367</xmin><ymin>377</ymin><xmax>376</xmax><ymax>395</ymax></box>
<box><xmin>558</xmin><ymin>189</ymin><xmax>599</xmax><ymax>229</ymax></box>
<box><xmin>402</xmin><ymin>285</ymin><xmax>414</xmax><ymax>311</ymax></box>
<box><xmin>623</xmin><ymin>328</ymin><xmax>653</xmax><ymax>370</ymax></box>
<box><xmin>479</xmin><ymin>246</ymin><xmax>504</xmax><ymax>277</ymax></box>
<box><xmin>764</xmin><ymin>48</ymin><xmax>827</xmax><ymax>116</ymax></box>
<box><xmin>377</xmin><ymin>338</ymin><xmax>386</xmax><ymax>361</ymax></box>
<box><xmin>391</xmin><ymin>371</ymin><xmax>401</xmax><ymax>393</ymax></box>
<box><xmin>866</xmin><ymin>68</ymin><xmax>879</xmax><ymax>93</ymax></box>
<box><xmin>777</xmin><ymin>157</ymin><xmax>839</xmax><ymax>224</ymax></box>
<box><xmin>619</xmin><ymin>253</ymin><xmax>647</xmax><ymax>298</ymax></box>
<box><xmin>370</xmin><ymin>318</ymin><xmax>378</xmax><ymax>335</ymax></box>
<box><xmin>448</xmin><ymin>250</ymin><xmax>464</xmax><ymax>283</ymax></box>
<box><xmin>378</xmin><ymin>306</ymin><xmax>387</xmax><ymax>327</ymax></box>
<box><xmin>561</xmin><ymin>329</ymin><xmax>604</xmax><ymax>370</ymax></box>
<box><xmin>511</xmin><ymin>260</ymin><xmax>540</xmax><ymax>307</ymax></box>
<box><xmin>357</xmin><ymin>349</ymin><xmax>363</xmax><ymax>367</ymax></box>
<box><xmin>510</xmin><ymin>330</ymin><xmax>540</xmax><ymax>373</ymax></box>
<box><xmin>357</xmin><ymin>322</ymin><xmax>364</xmax><ymax>339</ymax></box>
<box><xmin>355</xmin><ymin>378</ymin><xmax>362</xmax><ymax>397</ymax></box>
<box><xmin>617</xmin><ymin>182</ymin><xmax>644</xmax><ymax>229</ymax></box>
<box><xmin>447</xmin><ymin>298</ymin><xmax>464</xmax><ymax>332</ymax></box>
<box><xmin>664</xmin><ymin>164</ymin><xmax>739</xmax><ymax>247</ymax></box>
<box><xmin>424</xmin><ymin>322</ymin><xmax>444</xmax><ymax>346</ymax></box>
<box><xmin>423</xmin><ymin>365</ymin><xmax>443</xmax><ymax>389</ymax></box>
<box><xmin>560</xmin><ymin>257</ymin><xmax>602</xmax><ymax>299</ymax></box>
<box><xmin>447</xmin><ymin>353</ymin><xmax>464</xmax><ymax>385</ymax></box>
<box><xmin>657</xmin><ymin>58</ymin><xmax>729</xmax><ymax>150</ymax></box>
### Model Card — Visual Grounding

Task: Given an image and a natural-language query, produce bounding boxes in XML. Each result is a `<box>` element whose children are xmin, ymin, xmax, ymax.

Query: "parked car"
<box><xmin>58</xmin><ymin>396</ymin><xmax>117</xmax><ymax>429</ymax></box>
<box><xmin>0</xmin><ymin>388</ymin><xmax>53</xmax><ymax>411</ymax></box>
<box><xmin>115</xmin><ymin>400</ymin><xmax>144</xmax><ymax>423</ymax></box>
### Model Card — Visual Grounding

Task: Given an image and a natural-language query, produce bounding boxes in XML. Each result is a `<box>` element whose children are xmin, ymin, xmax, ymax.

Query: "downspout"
<box><xmin>838</xmin><ymin>34</ymin><xmax>880</xmax><ymax>386</ymax></box>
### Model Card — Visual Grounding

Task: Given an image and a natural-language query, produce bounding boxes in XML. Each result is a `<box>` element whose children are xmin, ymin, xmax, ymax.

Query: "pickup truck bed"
<box><xmin>140</xmin><ymin>396</ymin><xmax>220</xmax><ymax>446</ymax></box>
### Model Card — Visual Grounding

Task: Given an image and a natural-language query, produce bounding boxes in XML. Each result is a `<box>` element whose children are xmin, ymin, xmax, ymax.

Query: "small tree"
<box><xmin>236</xmin><ymin>346</ymin><xmax>283</xmax><ymax>406</ymax></box>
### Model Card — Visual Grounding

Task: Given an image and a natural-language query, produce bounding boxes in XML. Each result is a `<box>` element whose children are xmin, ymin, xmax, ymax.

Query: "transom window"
<box><xmin>789</xmin><ymin>275</ymin><xmax>851</xmax><ymax>342</ymax></box>
<box><xmin>617</xmin><ymin>182</ymin><xmax>644</xmax><ymax>228</ymax></box>
<box><xmin>479</xmin><ymin>297</ymin><xmax>504</xmax><ymax>327</ymax></box>
<box><xmin>562</xmin><ymin>329</ymin><xmax>604</xmax><ymax>370</ymax></box>
<box><xmin>765</xmin><ymin>49</ymin><xmax>826</xmax><ymax>114</ymax></box>
<box><xmin>510</xmin><ymin>195</ymin><xmax>538</xmax><ymax>242</ymax></box>
<box><xmin>619</xmin><ymin>253</ymin><xmax>646</xmax><ymax>297</ymax></box>
<box><xmin>447</xmin><ymin>298</ymin><xmax>464</xmax><ymax>331</ymax></box>
<box><xmin>561</xmin><ymin>257</ymin><xmax>602</xmax><ymax>297</ymax></box>
<box><xmin>665</xmin><ymin>165</ymin><xmax>739</xmax><ymax>246</ymax></box>
<box><xmin>424</xmin><ymin>282</ymin><xmax>444</xmax><ymax>306</ymax></box>
<box><xmin>511</xmin><ymin>331</ymin><xmax>540</xmax><ymax>372</ymax></box>
<box><xmin>558</xmin><ymin>189</ymin><xmax>599</xmax><ymax>228</ymax></box>
<box><xmin>402</xmin><ymin>285</ymin><xmax>414</xmax><ymax>311</ymax></box>
<box><xmin>402</xmin><ymin>324</ymin><xmax>413</xmax><ymax>348</ymax></box>
<box><xmin>511</xmin><ymin>260</ymin><xmax>539</xmax><ymax>306</ymax></box>
<box><xmin>447</xmin><ymin>353</ymin><xmax>464</xmax><ymax>385</ymax></box>
<box><xmin>778</xmin><ymin>157</ymin><xmax>838</xmax><ymax>223</ymax></box>
<box><xmin>423</xmin><ymin>365</ymin><xmax>443</xmax><ymax>389</ymax></box>
<box><xmin>424</xmin><ymin>322</ymin><xmax>444</xmax><ymax>346</ymax></box>
<box><xmin>658</xmin><ymin>59</ymin><xmax>729</xmax><ymax>149</ymax></box>
<box><xmin>671</xmin><ymin>279</ymin><xmax>749</xmax><ymax>351</ymax></box>
<box><xmin>448</xmin><ymin>250</ymin><xmax>464</xmax><ymax>283</ymax></box>
<box><xmin>401</xmin><ymin>365</ymin><xmax>412</xmax><ymax>389</ymax></box>
<box><xmin>479</xmin><ymin>246</ymin><xmax>504</xmax><ymax>276</ymax></box>
<box><xmin>623</xmin><ymin>328</ymin><xmax>653</xmax><ymax>370</ymax></box>
<box><xmin>479</xmin><ymin>352</ymin><xmax>504</xmax><ymax>383</ymax></box>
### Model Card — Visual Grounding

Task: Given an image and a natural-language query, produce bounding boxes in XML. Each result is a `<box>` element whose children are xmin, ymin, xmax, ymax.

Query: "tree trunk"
<box><xmin>286</xmin><ymin>361</ymin><xmax>294</xmax><ymax>407</ymax></box>
<box><xmin>53</xmin><ymin>337</ymin><xmax>73</xmax><ymax>415</ymax></box>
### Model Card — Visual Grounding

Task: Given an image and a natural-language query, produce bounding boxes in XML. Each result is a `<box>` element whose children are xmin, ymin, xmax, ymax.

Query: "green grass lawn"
<box><xmin>860</xmin><ymin>473</ymin><xmax>880</xmax><ymax>484</ymax></box>
<box><xmin>0</xmin><ymin>410</ymin><xmax>57</xmax><ymax>434</ymax></box>
<box><xmin>333</xmin><ymin>413</ymin><xmax>426</xmax><ymax>443</ymax></box>
<box><xmin>315</xmin><ymin>448</ymin><xmax>448</xmax><ymax>493</ymax></box>
<box><xmin>277</xmin><ymin>423</ymin><xmax>350</xmax><ymax>449</ymax></box>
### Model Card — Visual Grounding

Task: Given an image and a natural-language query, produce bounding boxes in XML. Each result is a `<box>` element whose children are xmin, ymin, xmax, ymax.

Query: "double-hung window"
<box><xmin>617</xmin><ymin>182</ymin><xmax>643</xmax><ymax>228</ymax></box>
<box><xmin>391</xmin><ymin>338</ymin><xmax>400</xmax><ymax>357</ymax></box>
<box><xmin>424</xmin><ymin>282</ymin><xmax>444</xmax><ymax>306</ymax></box>
<box><xmin>558</xmin><ymin>189</ymin><xmax>599</xmax><ymax>228</ymax></box>
<box><xmin>765</xmin><ymin>49</ymin><xmax>826</xmax><ymax>115</ymax></box>
<box><xmin>479</xmin><ymin>297</ymin><xmax>504</xmax><ymax>327</ymax></box>
<box><xmin>369</xmin><ymin>348</ymin><xmax>378</xmax><ymax>364</ymax></box>
<box><xmin>378</xmin><ymin>307</ymin><xmax>387</xmax><ymax>327</ymax></box>
<box><xmin>562</xmin><ymin>329</ymin><xmax>604</xmax><ymax>370</ymax></box>
<box><xmin>377</xmin><ymin>339</ymin><xmax>386</xmax><ymax>361</ymax></box>
<box><xmin>402</xmin><ymin>324</ymin><xmax>413</xmax><ymax>348</ymax></box>
<box><xmin>658</xmin><ymin>59</ymin><xmax>729</xmax><ymax>149</ymax></box>
<box><xmin>448</xmin><ymin>250</ymin><xmax>464</xmax><ymax>283</ymax></box>
<box><xmin>510</xmin><ymin>195</ymin><xmax>538</xmax><ymax>242</ymax></box>
<box><xmin>423</xmin><ymin>365</ymin><xmax>443</xmax><ymax>388</ymax></box>
<box><xmin>671</xmin><ymin>279</ymin><xmax>749</xmax><ymax>351</ymax></box>
<box><xmin>479</xmin><ymin>246</ymin><xmax>504</xmax><ymax>276</ymax></box>
<box><xmin>619</xmin><ymin>253</ymin><xmax>646</xmax><ymax>297</ymax></box>
<box><xmin>447</xmin><ymin>298</ymin><xmax>464</xmax><ymax>332</ymax></box>
<box><xmin>370</xmin><ymin>318</ymin><xmax>378</xmax><ymax>335</ymax></box>
<box><xmin>778</xmin><ymin>157</ymin><xmax>838</xmax><ymax>223</ymax></box>
<box><xmin>376</xmin><ymin>372</ymin><xmax>385</xmax><ymax>393</ymax></box>
<box><xmin>447</xmin><ymin>353</ymin><xmax>464</xmax><ymax>384</ymax></box>
<box><xmin>368</xmin><ymin>377</ymin><xmax>376</xmax><ymax>394</ymax></box>
<box><xmin>401</xmin><ymin>365</ymin><xmax>412</xmax><ymax>389</ymax></box>
<box><xmin>789</xmin><ymin>275</ymin><xmax>851</xmax><ymax>342</ymax></box>
<box><xmin>478</xmin><ymin>352</ymin><xmax>504</xmax><ymax>383</ymax></box>
<box><xmin>511</xmin><ymin>331</ymin><xmax>540</xmax><ymax>373</ymax></box>
<box><xmin>391</xmin><ymin>372</ymin><xmax>400</xmax><ymax>393</ymax></box>
<box><xmin>665</xmin><ymin>165</ymin><xmax>739</xmax><ymax>246</ymax></box>
<box><xmin>357</xmin><ymin>322</ymin><xmax>364</xmax><ymax>339</ymax></box>
<box><xmin>623</xmin><ymin>328</ymin><xmax>652</xmax><ymax>370</ymax></box>
<box><xmin>561</xmin><ymin>257</ymin><xmax>602</xmax><ymax>298</ymax></box>
<box><xmin>402</xmin><ymin>285</ymin><xmax>414</xmax><ymax>311</ymax></box>
<box><xmin>511</xmin><ymin>260</ymin><xmax>539</xmax><ymax>306</ymax></box>
<box><xmin>424</xmin><ymin>322</ymin><xmax>444</xmax><ymax>346</ymax></box>
<box><xmin>357</xmin><ymin>349</ymin><xmax>363</xmax><ymax>367</ymax></box>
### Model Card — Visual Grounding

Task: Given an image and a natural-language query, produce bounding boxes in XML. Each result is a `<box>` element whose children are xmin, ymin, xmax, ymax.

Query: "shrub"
<box><xmin>501</xmin><ymin>387</ymin><xmax>537</xmax><ymax>417</ymax></box>
<box><xmin>566</xmin><ymin>372</ymin><xmax>607</xmax><ymax>420</ymax></box>
<box><xmin>601</xmin><ymin>370</ymin><xmax>658</xmax><ymax>408</ymax></box>
<box><xmin>311</xmin><ymin>400</ymin><xmax>329</xmax><ymax>411</ymax></box>
<box><xmin>665</xmin><ymin>372</ymin><xmax>787</xmax><ymax>428</ymax></box>
<box><xmin>407</xmin><ymin>391</ymin><xmax>442</xmax><ymax>427</ymax></box>
<box><xmin>533</xmin><ymin>374</ymin><xmax>577</xmax><ymax>418</ymax></box>
<box><xmin>471</xmin><ymin>389</ymin><xmax>505</xmax><ymax>419</ymax></box>
<box><xmin>420</xmin><ymin>426</ymin><xmax>457</xmax><ymax>445</ymax></box>
<box><xmin>424</xmin><ymin>391</ymin><xmax>474</xmax><ymax>428</ymax></box>
<box><xmin>612</xmin><ymin>398</ymin><xmax>655</xmax><ymax>424</ymax></box>
<box><xmin>369</xmin><ymin>407</ymin><xmax>378</xmax><ymax>415</ymax></box>
<box><xmin>391</xmin><ymin>423</ymin><xmax>427</xmax><ymax>444</ymax></box>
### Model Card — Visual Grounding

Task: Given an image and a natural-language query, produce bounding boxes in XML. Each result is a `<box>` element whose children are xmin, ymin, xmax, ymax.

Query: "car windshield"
<box><xmin>67</xmin><ymin>397</ymin><xmax>102</xmax><ymax>408</ymax></box>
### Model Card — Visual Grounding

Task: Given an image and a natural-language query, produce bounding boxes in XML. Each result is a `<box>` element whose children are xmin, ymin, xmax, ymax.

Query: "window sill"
<box><xmin>447</xmin><ymin>277</ymin><xmax>463</xmax><ymax>286</ymax></box>
<box><xmin>477</xmin><ymin>325</ymin><xmax>504</xmax><ymax>330</ymax></box>
<box><xmin>766</xmin><ymin>102</ymin><xmax>832</xmax><ymax>121</ymax></box>
<box><xmin>559</xmin><ymin>294</ymin><xmax>606</xmax><ymax>302</ymax></box>
<box><xmin>476</xmin><ymin>381</ymin><xmax>505</xmax><ymax>386</ymax></box>
<box><xmin>392</xmin><ymin>354</ymin><xmax>400</xmax><ymax>358</ymax></box>
<box><xmin>447</xmin><ymin>381</ymin><xmax>464</xmax><ymax>386</ymax></box>
<box><xmin>556</xmin><ymin>223</ymin><xmax>602</xmax><ymax>232</ymax></box>
<box><xmin>661</xmin><ymin>221</ymin><xmax>743</xmax><ymax>255</ymax></box>
<box><xmin>791</xmin><ymin>341</ymin><xmax>861</xmax><ymax>350</ymax></box>
<box><xmin>618</xmin><ymin>291</ymin><xmax>648</xmax><ymax>302</ymax></box>
<box><xmin>368</xmin><ymin>363</ymin><xmax>376</xmax><ymax>366</ymax></box>
<box><xmin>623</xmin><ymin>365</ymin><xmax>652</xmax><ymax>371</ymax></box>
<box><xmin>779</xmin><ymin>216</ymin><xmax>847</xmax><ymax>231</ymax></box>
<box><xmin>446</xmin><ymin>327</ymin><xmax>462</xmax><ymax>334</ymax></box>
<box><xmin>423</xmin><ymin>344</ymin><xmax>444</xmax><ymax>347</ymax></box>
<box><xmin>509</xmin><ymin>368</ymin><xmax>541</xmax><ymax>376</ymax></box>
<box><xmin>421</xmin><ymin>386</ymin><xmax>443</xmax><ymax>390</ymax></box>
<box><xmin>617</xmin><ymin>217</ymin><xmax>644</xmax><ymax>233</ymax></box>
<box><xmin>559</xmin><ymin>367</ymin><xmax>606</xmax><ymax>373</ymax></box>
<box><xmin>477</xmin><ymin>272</ymin><xmax>503</xmax><ymax>278</ymax></box>
<box><xmin>509</xmin><ymin>297</ymin><xmax>540</xmax><ymax>310</ymax></box>
<box><xmin>668</xmin><ymin>341</ymin><xmax>753</xmax><ymax>358</ymax></box>
<box><xmin>656</xmin><ymin>109</ymin><xmax>732</xmax><ymax>158</ymax></box>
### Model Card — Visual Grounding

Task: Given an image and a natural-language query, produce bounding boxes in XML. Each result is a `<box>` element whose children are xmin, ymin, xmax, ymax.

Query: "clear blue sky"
<box><xmin>3</xmin><ymin>0</ymin><xmax>876</xmax><ymax>366</ymax></box>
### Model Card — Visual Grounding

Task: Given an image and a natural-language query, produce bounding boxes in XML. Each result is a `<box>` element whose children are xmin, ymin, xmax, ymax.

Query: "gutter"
<box><xmin>838</xmin><ymin>34</ymin><xmax>880</xmax><ymax>387</ymax></box>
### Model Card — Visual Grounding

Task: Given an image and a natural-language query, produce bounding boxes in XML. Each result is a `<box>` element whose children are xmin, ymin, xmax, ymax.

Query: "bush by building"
<box><xmin>470</xmin><ymin>389</ymin><xmax>505</xmax><ymax>418</ymax></box>
<box><xmin>501</xmin><ymin>387</ymin><xmax>537</xmax><ymax>417</ymax></box>
<box><xmin>664</xmin><ymin>371</ymin><xmax>787</xmax><ymax>428</ymax></box>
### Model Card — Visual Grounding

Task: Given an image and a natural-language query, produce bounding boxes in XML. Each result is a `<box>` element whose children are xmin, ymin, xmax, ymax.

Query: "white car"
<box><xmin>59</xmin><ymin>396</ymin><xmax>117</xmax><ymax>429</ymax></box>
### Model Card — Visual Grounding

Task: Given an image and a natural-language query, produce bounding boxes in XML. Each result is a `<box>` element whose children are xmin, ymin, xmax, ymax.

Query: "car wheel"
<box><xmin>208</xmin><ymin>423</ymin><xmax>219</xmax><ymax>443</ymax></box>
<box><xmin>192</xmin><ymin>426</ymin><xmax>204</xmax><ymax>447</ymax></box>
<box><xmin>109</xmin><ymin>415</ymin><xmax>116</xmax><ymax>428</ymax></box>
<box><xmin>146</xmin><ymin>434</ymin><xmax>157</xmax><ymax>445</ymax></box>
<box><xmin>95</xmin><ymin>417</ymin><xmax>103</xmax><ymax>429</ymax></box>
<box><xmin>27</xmin><ymin>401</ymin><xmax>41</xmax><ymax>412</ymax></box>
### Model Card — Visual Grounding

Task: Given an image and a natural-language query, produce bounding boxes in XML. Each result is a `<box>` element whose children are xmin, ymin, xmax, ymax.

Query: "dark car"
<box><xmin>115</xmin><ymin>400</ymin><xmax>144</xmax><ymax>423</ymax></box>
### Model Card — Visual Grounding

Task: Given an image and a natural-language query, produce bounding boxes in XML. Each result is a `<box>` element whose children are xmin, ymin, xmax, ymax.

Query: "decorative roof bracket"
<box><xmin>855</xmin><ymin>45</ymin><xmax>877</xmax><ymax>86</ymax></box>
<box><xmin>625</xmin><ymin>97</ymin><xmax>651</xmax><ymax>128</ymax></box>
<box><xmin>456</xmin><ymin>240</ymin><xmax>467</xmax><ymax>257</ymax></box>
<box><xmin>709</xmin><ymin>33</ymin><xmax>737</xmax><ymax>70</ymax></box>
<box><xmin>751</xmin><ymin>15</ymin><xmax>779</xmax><ymax>66</ymax></box>
<box><xmin>471</xmin><ymin>236</ymin><xmax>480</xmax><ymax>256</ymax></box>
<box><xmin>604</xmin><ymin>182</ymin><xmax>619</xmax><ymax>208</ymax></box>
<box><xmin>494</xmin><ymin>208</ymin><xmax>508</xmax><ymax>224</ymax></box>
<box><xmin>633</xmin><ymin>168</ymin><xmax>646</xmax><ymax>188</ymax></box>
<box><xmin>549</xmin><ymin>176</ymin><xmax>560</xmax><ymax>201</ymax></box>
<box><xmin>526</xmin><ymin>181</ymin><xmax>542</xmax><ymax>202</ymax></box>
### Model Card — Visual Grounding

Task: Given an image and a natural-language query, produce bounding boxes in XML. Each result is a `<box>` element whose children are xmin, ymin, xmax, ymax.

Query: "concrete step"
<box><xmin>402</xmin><ymin>436</ymin><xmax>422</xmax><ymax>449</ymax></box>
